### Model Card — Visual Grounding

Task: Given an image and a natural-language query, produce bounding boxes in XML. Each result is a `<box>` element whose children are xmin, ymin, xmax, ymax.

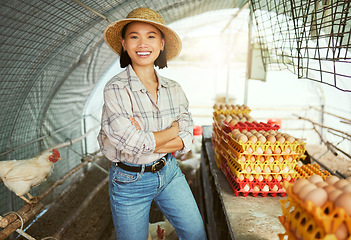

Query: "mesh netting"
<box><xmin>251</xmin><ymin>0</ymin><xmax>351</xmax><ymax>91</ymax></box>
<box><xmin>0</xmin><ymin>0</ymin><xmax>240</xmax><ymax>216</ymax></box>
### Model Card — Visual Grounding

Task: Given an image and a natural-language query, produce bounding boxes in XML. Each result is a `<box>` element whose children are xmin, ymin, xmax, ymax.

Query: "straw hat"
<box><xmin>104</xmin><ymin>7</ymin><xmax>182</xmax><ymax>61</ymax></box>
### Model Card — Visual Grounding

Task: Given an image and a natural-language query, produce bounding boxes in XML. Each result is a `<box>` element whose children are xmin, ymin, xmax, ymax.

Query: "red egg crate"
<box><xmin>295</xmin><ymin>164</ymin><xmax>331</xmax><ymax>180</ymax></box>
<box><xmin>228</xmin><ymin>121</ymin><xmax>280</xmax><ymax>132</ymax></box>
<box><xmin>221</xmin><ymin>160</ymin><xmax>288</xmax><ymax>197</ymax></box>
<box><xmin>279</xmin><ymin>183</ymin><xmax>351</xmax><ymax>237</ymax></box>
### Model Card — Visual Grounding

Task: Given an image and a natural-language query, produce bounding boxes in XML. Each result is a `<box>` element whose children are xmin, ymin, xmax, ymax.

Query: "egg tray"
<box><xmin>225</xmin><ymin>153</ymin><xmax>298</xmax><ymax>179</ymax></box>
<box><xmin>228</xmin><ymin>121</ymin><xmax>280</xmax><ymax>132</ymax></box>
<box><xmin>281</xmin><ymin>183</ymin><xmax>351</xmax><ymax>235</ymax></box>
<box><xmin>294</xmin><ymin>163</ymin><xmax>331</xmax><ymax>180</ymax></box>
<box><xmin>213</xmin><ymin>108</ymin><xmax>251</xmax><ymax>116</ymax></box>
<box><xmin>221</xmin><ymin>160</ymin><xmax>287</xmax><ymax>197</ymax></box>
<box><xmin>223</xmin><ymin>131</ymin><xmax>306</xmax><ymax>156</ymax></box>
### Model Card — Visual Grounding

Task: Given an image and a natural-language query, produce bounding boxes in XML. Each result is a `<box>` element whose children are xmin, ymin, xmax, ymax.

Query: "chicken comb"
<box><xmin>52</xmin><ymin>149</ymin><xmax>60</xmax><ymax>157</ymax></box>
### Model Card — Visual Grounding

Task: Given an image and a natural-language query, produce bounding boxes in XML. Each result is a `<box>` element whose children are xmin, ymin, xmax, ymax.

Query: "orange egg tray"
<box><xmin>278</xmin><ymin>183</ymin><xmax>351</xmax><ymax>238</ymax></box>
<box><xmin>221</xmin><ymin>160</ymin><xmax>288</xmax><ymax>197</ymax></box>
<box><xmin>295</xmin><ymin>164</ymin><xmax>331</xmax><ymax>180</ymax></box>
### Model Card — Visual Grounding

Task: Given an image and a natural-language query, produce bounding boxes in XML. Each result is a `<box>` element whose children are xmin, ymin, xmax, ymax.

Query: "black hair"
<box><xmin>120</xmin><ymin>23</ymin><xmax>168</xmax><ymax>69</ymax></box>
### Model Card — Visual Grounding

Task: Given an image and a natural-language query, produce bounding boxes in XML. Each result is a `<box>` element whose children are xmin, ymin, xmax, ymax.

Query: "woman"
<box><xmin>98</xmin><ymin>7</ymin><xmax>207</xmax><ymax>240</ymax></box>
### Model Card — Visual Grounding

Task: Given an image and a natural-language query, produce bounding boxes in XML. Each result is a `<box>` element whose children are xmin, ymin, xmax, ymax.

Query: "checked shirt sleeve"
<box><xmin>176</xmin><ymin>86</ymin><xmax>194</xmax><ymax>154</ymax></box>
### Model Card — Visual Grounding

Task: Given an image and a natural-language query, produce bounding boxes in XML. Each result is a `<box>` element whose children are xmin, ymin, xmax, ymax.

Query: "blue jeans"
<box><xmin>109</xmin><ymin>153</ymin><xmax>207</xmax><ymax>240</ymax></box>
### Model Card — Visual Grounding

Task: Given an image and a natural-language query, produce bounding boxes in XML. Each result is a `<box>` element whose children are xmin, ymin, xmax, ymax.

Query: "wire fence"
<box><xmin>251</xmin><ymin>0</ymin><xmax>351</xmax><ymax>91</ymax></box>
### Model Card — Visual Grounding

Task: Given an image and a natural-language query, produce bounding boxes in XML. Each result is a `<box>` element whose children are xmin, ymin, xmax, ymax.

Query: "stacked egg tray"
<box><xmin>295</xmin><ymin>163</ymin><xmax>331</xmax><ymax>180</ymax></box>
<box><xmin>212</xmin><ymin>120</ymin><xmax>302</xmax><ymax>197</ymax></box>
<box><xmin>213</xmin><ymin>105</ymin><xmax>251</xmax><ymax>115</ymax></box>
<box><xmin>278</xmin><ymin>183</ymin><xmax>351</xmax><ymax>240</ymax></box>
<box><xmin>220</xmin><ymin>159</ymin><xmax>291</xmax><ymax>197</ymax></box>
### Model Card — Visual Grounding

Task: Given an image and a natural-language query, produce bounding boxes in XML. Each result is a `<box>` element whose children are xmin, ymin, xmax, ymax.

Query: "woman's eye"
<box><xmin>148</xmin><ymin>35</ymin><xmax>156</xmax><ymax>39</ymax></box>
<box><xmin>131</xmin><ymin>36</ymin><xmax>138</xmax><ymax>39</ymax></box>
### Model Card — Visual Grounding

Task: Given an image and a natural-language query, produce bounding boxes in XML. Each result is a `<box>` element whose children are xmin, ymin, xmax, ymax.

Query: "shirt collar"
<box><xmin>126</xmin><ymin>65</ymin><xmax>170</xmax><ymax>92</ymax></box>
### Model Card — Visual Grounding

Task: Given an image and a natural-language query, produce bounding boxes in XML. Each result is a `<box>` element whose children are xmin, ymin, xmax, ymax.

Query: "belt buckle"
<box><xmin>151</xmin><ymin>159</ymin><xmax>165</xmax><ymax>173</ymax></box>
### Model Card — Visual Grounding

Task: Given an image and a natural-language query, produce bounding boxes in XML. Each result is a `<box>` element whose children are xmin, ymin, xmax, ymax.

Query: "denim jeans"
<box><xmin>109</xmin><ymin>153</ymin><xmax>207</xmax><ymax>240</ymax></box>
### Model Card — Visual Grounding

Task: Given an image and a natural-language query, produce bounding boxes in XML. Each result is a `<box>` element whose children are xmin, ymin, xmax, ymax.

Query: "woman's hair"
<box><xmin>120</xmin><ymin>23</ymin><xmax>168</xmax><ymax>69</ymax></box>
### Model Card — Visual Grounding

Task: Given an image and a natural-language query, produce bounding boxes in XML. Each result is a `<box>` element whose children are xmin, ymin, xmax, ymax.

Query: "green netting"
<box><xmin>0</xmin><ymin>0</ymin><xmax>242</xmax><ymax>216</ymax></box>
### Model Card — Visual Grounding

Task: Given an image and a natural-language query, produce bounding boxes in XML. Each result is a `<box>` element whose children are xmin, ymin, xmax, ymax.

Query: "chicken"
<box><xmin>0</xmin><ymin>148</ymin><xmax>61</xmax><ymax>204</ymax></box>
<box><xmin>148</xmin><ymin>219</ymin><xmax>177</xmax><ymax>240</ymax></box>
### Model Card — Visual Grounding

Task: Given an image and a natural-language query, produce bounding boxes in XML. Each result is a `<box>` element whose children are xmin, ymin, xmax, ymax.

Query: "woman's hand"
<box><xmin>129</xmin><ymin>116</ymin><xmax>141</xmax><ymax>130</ymax></box>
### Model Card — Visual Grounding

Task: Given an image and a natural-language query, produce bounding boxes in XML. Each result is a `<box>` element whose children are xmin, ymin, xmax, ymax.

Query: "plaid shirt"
<box><xmin>98</xmin><ymin>65</ymin><xmax>194</xmax><ymax>164</ymax></box>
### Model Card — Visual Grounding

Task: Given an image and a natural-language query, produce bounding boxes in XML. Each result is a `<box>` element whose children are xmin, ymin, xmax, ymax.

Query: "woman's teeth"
<box><xmin>137</xmin><ymin>51</ymin><xmax>151</xmax><ymax>56</ymax></box>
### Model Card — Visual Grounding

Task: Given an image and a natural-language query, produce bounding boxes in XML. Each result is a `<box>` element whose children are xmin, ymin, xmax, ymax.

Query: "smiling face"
<box><xmin>121</xmin><ymin>22</ymin><xmax>165</xmax><ymax>69</ymax></box>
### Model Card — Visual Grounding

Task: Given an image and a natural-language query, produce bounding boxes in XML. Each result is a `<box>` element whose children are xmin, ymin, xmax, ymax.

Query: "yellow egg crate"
<box><xmin>278</xmin><ymin>183</ymin><xmax>351</xmax><ymax>239</ymax></box>
<box><xmin>226</xmin><ymin>132</ymin><xmax>304</xmax><ymax>154</ymax></box>
<box><xmin>225</xmin><ymin>153</ymin><xmax>298</xmax><ymax>180</ymax></box>
<box><xmin>213</xmin><ymin>107</ymin><xmax>251</xmax><ymax>116</ymax></box>
<box><xmin>295</xmin><ymin>164</ymin><xmax>331</xmax><ymax>180</ymax></box>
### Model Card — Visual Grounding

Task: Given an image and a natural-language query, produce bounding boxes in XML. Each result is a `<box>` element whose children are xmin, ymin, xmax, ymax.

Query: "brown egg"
<box><xmin>268</xmin><ymin>157</ymin><xmax>274</xmax><ymax>163</ymax></box>
<box><xmin>262</xmin><ymin>185</ymin><xmax>269</xmax><ymax>192</ymax></box>
<box><xmin>255</xmin><ymin>166</ymin><xmax>262</xmax><ymax>173</ymax></box>
<box><xmin>249</xmin><ymin>175</ymin><xmax>254</xmax><ymax>182</ymax></box>
<box><xmin>326</xmin><ymin>175</ymin><xmax>340</xmax><ymax>185</ymax></box>
<box><xmin>304</xmin><ymin>188</ymin><xmax>328</xmax><ymax>207</ymax></box>
<box><xmin>229</xmin><ymin>119</ymin><xmax>239</xmax><ymax>126</ymax></box>
<box><xmin>258</xmin><ymin>175</ymin><xmax>264</xmax><ymax>182</ymax></box>
<box><xmin>250</xmin><ymin>156</ymin><xmax>256</xmax><ymax>163</ymax></box>
<box><xmin>342</xmin><ymin>184</ymin><xmax>351</xmax><ymax>193</ymax></box>
<box><xmin>284</xmin><ymin>147</ymin><xmax>291</xmax><ymax>154</ymax></box>
<box><xmin>240</xmin><ymin>156</ymin><xmax>246</xmax><ymax>163</ymax></box>
<box><xmin>334</xmin><ymin>222</ymin><xmax>349</xmax><ymax>240</ymax></box>
<box><xmin>334</xmin><ymin>192</ymin><xmax>351</xmax><ymax>215</ymax></box>
<box><xmin>293</xmin><ymin>179</ymin><xmax>310</xmax><ymax>195</ymax></box>
<box><xmin>264</xmin><ymin>148</ymin><xmax>272</xmax><ymax>154</ymax></box>
<box><xmin>328</xmin><ymin>189</ymin><xmax>343</xmax><ymax>202</ymax></box>
<box><xmin>264</xmin><ymin>166</ymin><xmax>271</xmax><ymax>173</ymax></box>
<box><xmin>323</xmin><ymin>184</ymin><xmax>336</xmax><ymax>194</ymax></box>
<box><xmin>254</xmin><ymin>185</ymin><xmax>260</xmax><ymax>192</ymax></box>
<box><xmin>249</xmin><ymin>135</ymin><xmax>257</xmax><ymax>144</ymax></box>
<box><xmin>273</xmin><ymin>147</ymin><xmax>282</xmax><ymax>154</ymax></box>
<box><xmin>271</xmin><ymin>185</ymin><xmax>279</xmax><ymax>192</ymax></box>
<box><xmin>259</xmin><ymin>156</ymin><xmax>265</xmax><ymax>163</ymax></box>
<box><xmin>246</xmin><ymin>166</ymin><xmax>252</xmax><ymax>173</ymax></box>
<box><xmin>273</xmin><ymin>166</ymin><xmax>280</xmax><ymax>173</ymax></box>
<box><xmin>286</xmin><ymin>136</ymin><xmax>295</xmax><ymax>143</ymax></box>
<box><xmin>247</xmin><ymin>147</ymin><xmax>253</xmax><ymax>154</ymax></box>
<box><xmin>267</xmin><ymin>135</ymin><xmax>276</xmax><ymax>144</ymax></box>
<box><xmin>238</xmin><ymin>134</ymin><xmax>248</xmax><ymax>143</ymax></box>
<box><xmin>334</xmin><ymin>179</ymin><xmax>350</xmax><ymax>189</ymax></box>
<box><xmin>308</xmin><ymin>175</ymin><xmax>324</xmax><ymax>184</ymax></box>
<box><xmin>238</xmin><ymin>174</ymin><xmax>244</xmax><ymax>181</ymax></box>
<box><xmin>258</xmin><ymin>135</ymin><xmax>266</xmax><ymax>143</ymax></box>
<box><xmin>276</xmin><ymin>136</ymin><xmax>285</xmax><ymax>144</ymax></box>
<box><xmin>256</xmin><ymin>147</ymin><xmax>264</xmax><ymax>154</ymax></box>
<box><xmin>316</xmin><ymin>181</ymin><xmax>328</xmax><ymax>188</ymax></box>
<box><xmin>243</xmin><ymin>184</ymin><xmax>250</xmax><ymax>191</ymax></box>
<box><xmin>298</xmin><ymin>183</ymin><xmax>317</xmax><ymax>200</ymax></box>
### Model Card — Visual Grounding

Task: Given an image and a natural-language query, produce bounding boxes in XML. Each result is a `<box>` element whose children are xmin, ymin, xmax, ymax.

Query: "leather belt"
<box><xmin>114</xmin><ymin>154</ymin><xmax>167</xmax><ymax>173</ymax></box>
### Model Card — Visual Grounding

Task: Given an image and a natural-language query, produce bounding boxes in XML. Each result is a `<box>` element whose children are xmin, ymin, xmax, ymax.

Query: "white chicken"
<box><xmin>0</xmin><ymin>148</ymin><xmax>61</xmax><ymax>204</ymax></box>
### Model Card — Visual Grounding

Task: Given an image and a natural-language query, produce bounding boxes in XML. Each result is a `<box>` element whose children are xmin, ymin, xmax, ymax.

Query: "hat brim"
<box><xmin>104</xmin><ymin>18</ymin><xmax>182</xmax><ymax>61</ymax></box>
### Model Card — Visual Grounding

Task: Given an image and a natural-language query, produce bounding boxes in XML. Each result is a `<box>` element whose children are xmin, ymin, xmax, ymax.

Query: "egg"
<box><xmin>267</xmin><ymin>135</ymin><xmax>276</xmax><ymax>144</ymax></box>
<box><xmin>273</xmin><ymin>147</ymin><xmax>282</xmax><ymax>154</ymax></box>
<box><xmin>264</xmin><ymin>148</ymin><xmax>272</xmax><ymax>154</ymax></box>
<box><xmin>247</xmin><ymin>147</ymin><xmax>253</xmax><ymax>154</ymax></box>
<box><xmin>256</xmin><ymin>147</ymin><xmax>263</xmax><ymax>154</ymax></box>
<box><xmin>298</xmin><ymin>183</ymin><xmax>317</xmax><ymax>200</ymax></box>
<box><xmin>334</xmin><ymin>222</ymin><xmax>349</xmax><ymax>240</ymax></box>
<box><xmin>258</xmin><ymin>175</ymin><xmax>264</xmax><ymax>182</ymax></box>
<box><xmin>240</xmin><ymin>156</ymin><xmax>246</xmax><ymax>163</ymax></box>
<box><xmin>286</xmin><ymin>136</ymin><xmax>295</xmax><ymax>143</ymax></box>
<box><xmin>238</xmin><ymin>174</ymin><xmax>244</xmax><ymax>181</ymax></box>
<box><xmin>334</xmin><ymin>192</ymin><xmax>351</xmax><ymax>215</ymax></box>
<box><xmin>268</xmin><ymin>157</ymin><xmax>275</xmax><ymax>163</ymax></box>
<box><xmin>316</xmin><ymin>181</ymin><xmax>328</xmax><ymax>188</ymax></box>
<box><xmin>334</xmin><ymin>179</ymin><xmax>350</xmax><ymax>189</ymax></box>
<box><xmin>258</xmin><ymin>135</ymin><xmax>266</xmax><ymax>143</ymax></box>
<box><xmin>323</xmin><ymin>184</ymin><xmax>336</xmax><ymax>193</ymax></box>
<box><xmin>326</xmin><ymin>175</ymin><xmax>340</xmax><ymax>185</ymax></box>
<box><xmin>284</xmin><ymin>147</ymin><xmax>291</xmax><ymax>154</ymax></box>
<box><xmin>246</xmin><ymin>166</ymin><xmax>252</xmax><ymax>173</ymax></box>
<box><xmin>249</xmin><ymin>135</ymin><xmax>257</xmax><ymax>144</ymax></box>
<box><xmin>250</xmin><ymin>156</ymin><xmax>256</xmax><ymax>163</ymax></box>
<box><xmin>308</xmin><ymin>175</ymin><xmax>324</xmax><ymax>184</ymax></box>
<box><xmin>259</xmin><ymin>156</ymin><xmax>265</xmax><ymax>163</ymax></box>
<box><xmin>293</xmin><ymin>178</ymin><xmax>310</xmax><ymax>194</ymax></box>
<box><xmin>253</xmin><ymin>185</ymin><xmax>260</xmax><ymax>192</ymax></box>
<box><xmin>249</xmin><ymin>175</ymin><xmax>254</xmax><ymax>182</ymax></box>
<box><xmin>342</xmin><ymin>184</ymin><xmax>351</xmax><ymax>193</ymax></box>
<box><xmin>238</xmin><ymin>134</ymin><xmax>248</xmax><ymax>143</ymax></box>
<box><xmin>243</xmin><ymin>184</ymin><xmax>250</xmax><ymax>191</ymax></box>
<box><xmin>262</xmin><ymin>185</ymin><xmax>269</xmax><ymax>192</ymax></box>
<box><xmin>264</xmin><ymin>166</ymin><xmax>271</xmax><ymax>173</ymax></box>
<box><xmin>273</xmin><ymin>166</ymin><xmax>280</xmax><ymax>173</ymax></box>
<box><xmin>276</xmin><ymin>136</ymin><xmax>285</xmax><ymax>144</ymax></box>
<box><xmin>271</xmin><ymin>185</ymin><xmax>279</xmax><ymax>191</ymax></box>
<box><xmin>304</xmin><ymin>188</ymin><xmax>328</xmax><ymax>207</ymax></box>
<box><xmin>328</xmin><ymin>189</ymin><xmax>343</xmax><ymax>202</ymax></box>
